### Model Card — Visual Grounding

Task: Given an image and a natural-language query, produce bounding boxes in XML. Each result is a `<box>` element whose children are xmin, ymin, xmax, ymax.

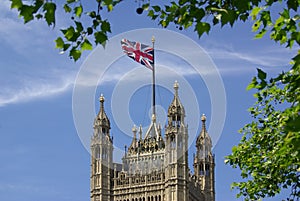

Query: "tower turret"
<box><xmin>91</xmin><ymin>94</ymin><xmax>113</xmax><ymax>201</ymax></box>
<box><xmin>167</xmin><ymin>80</ymin><xmax>185</xmax><ymax>127</ymax></box>
<box><xmin>164</xmin><ymin>81</ymin><xmax>189</xmax><ymax>201</ymax></box>
<box><xmin>194</xmin><ymin>114</ymin><xmax>215</xmax><ymax>201</ymax></box>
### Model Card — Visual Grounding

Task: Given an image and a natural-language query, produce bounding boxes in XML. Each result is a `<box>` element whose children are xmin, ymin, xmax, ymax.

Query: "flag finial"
<box><xmin>152</xmin><ymin>36</ymin><xmax>155</xmax><ymax>44</ymax></box>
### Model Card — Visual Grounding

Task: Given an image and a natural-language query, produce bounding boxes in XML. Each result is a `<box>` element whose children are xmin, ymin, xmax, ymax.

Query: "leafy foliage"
<box><xmin>10</xmin><ymin>0</ymin><xmax>115</xmax><ymax>61</ymax></box>
<box><xmin>226</xmin><ymin>59</ymin><xmax>300</xmax><ymax>200</ymax></box>
<box><xmin>10</xmin><ymin>0</ymin><xmax>299</xmax><ymax>60</ymax></box>
<box><xmin>10</xmin><ymin>0</ymin><xmax>300</xmax><ymax>200</ymax></box>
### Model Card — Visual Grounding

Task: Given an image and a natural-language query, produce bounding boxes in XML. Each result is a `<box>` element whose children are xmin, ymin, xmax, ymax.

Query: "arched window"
<box><xmin>96</xmin><ymin>146</ymin><xmax>100</xmax><ymax>159</ymax></box>
<box><xmin>205</xmin><ymin>164</ymin><xmax>210</xmax><ymax>176</ymax></box>
<box><xmin>200</xmin><ymin>163</ymin><xmax>204</xmax><ymax>175</ymax></box>
<box><xmin>177</xmin><ymin>116</ymin><xmax>181</xmax><ymax>127</ymax></box>
<box><xmin>102</xmin><ymin>147</ymin><xmax>107</xmax><ymax>159</ymax></box>
<box><xmin>170</xmin><ymin>135</ymin><xmax>176</xmax><ymax>148</ymax></box>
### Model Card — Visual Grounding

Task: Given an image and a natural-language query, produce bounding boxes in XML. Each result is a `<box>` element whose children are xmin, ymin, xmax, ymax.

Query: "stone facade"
<box><xmin>90</xmin><ymin>81</ymin><xmax>215</xmax><ymax>201</ymax></box>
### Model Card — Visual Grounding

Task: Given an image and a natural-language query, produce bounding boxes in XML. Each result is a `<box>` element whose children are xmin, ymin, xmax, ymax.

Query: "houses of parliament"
<box><xmin>90</xmin><ymin>81</ymin><xmax>215</xmax><ymax>201</ymax></box>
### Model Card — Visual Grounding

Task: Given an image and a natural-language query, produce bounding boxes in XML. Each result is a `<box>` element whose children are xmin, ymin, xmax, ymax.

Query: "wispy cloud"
<box><xmin>0</xmin><ymin>1</ymin><xmax>55</xmax><ymax>54</ymax></box>
<box><xmin>204</xmin><ymin>38</ymin><xmax>296</xmax><ymax>68</ymax></box>
<box><xmin>0</xmin><ymin>70</ymin><xmax>76</xmax><ymax>107</ymax></box>
<box><xmin>0</xmin><ymin>1</ymin><xmax>79</xmax><ymax>107</ymax></box>
<box><xmin>209</xmin><ymin>48</ymin><xmax>292</xmax><ymax>67</ymax></box>
<box><xmin>98</xmin><ymin>60</ymin><xmax>200</xmax><ymax>86</ymax></box>
<box><xmin>78</xmin><ymin>51</ymin><xmax>218</xmax><ymax>87</ymax></box>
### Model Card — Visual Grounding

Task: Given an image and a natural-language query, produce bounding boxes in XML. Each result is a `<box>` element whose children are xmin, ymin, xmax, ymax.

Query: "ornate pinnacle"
<box><xmin>99</xmin><ymin>94</ymin><xmax>105</xmax><ymax>103</ymax></box>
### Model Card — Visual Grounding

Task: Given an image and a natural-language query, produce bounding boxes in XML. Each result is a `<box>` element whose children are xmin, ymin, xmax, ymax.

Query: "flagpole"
<box><xmin>152</xmin><ymin>36</ymin><xmax>156</xmax><ymax>118</ymax></box>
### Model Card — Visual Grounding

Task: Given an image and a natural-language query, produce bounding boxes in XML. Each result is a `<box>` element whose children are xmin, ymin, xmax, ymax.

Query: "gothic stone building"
<box><xmin>90</xmin><ymin>81</ymin><xmax>215</xmax><ymax>201</ymax></box>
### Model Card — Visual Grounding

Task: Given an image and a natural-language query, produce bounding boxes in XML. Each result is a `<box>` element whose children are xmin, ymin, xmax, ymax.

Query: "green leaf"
<box><xmin>252</xmin><ymin>20</ymin><xmax>261</xmax><ymax>32</ymax></box>
<box><xmin>142</xmin><ymin>3</ymin><xmax>149</xmax><ymax>10</ymax></box>
<box><xmin>291</xmin><ymin>31</ymin><xmax>300</xmax><ymax>46</ymax></box>
<box><xmin>74</xmin><ymin>5</ymin><xmax>83</xmax><ymax>17</ymax></box>
<box><xmin>81</xmin><ymin>39</ymin><xmax>93</xmax><ymax>51</ymax></box>
<box><xmin>92</xmin><ymin>19</ymin><xmax>100</xmax><ymax>28</ymax></box>
<box><xmin>108</xmin><ymin>4</ymin><xmax>113</xmax><ymax>12</ymax></box>
<box><xmin>67</xmin><ymin>0</ymin><xmax>77</xmax><ymax>3</ymax></box>
<box><xmin>257</xmin><ymin>68</ymin><xmax>267</xmax><ymax>80</ymax></box>
<box><xmin>64</xmin><ymin>26</ymin><xmax>75</xmax><ymax>41</ymax></box>
<box><xmin>152</xmin><ymin>5</ymin><xmax>161</xmax><ymax>12</ymax></box>
<box><xmin>87</xmin><ymin>11</ymin><xmax>96</xmax><ymax>18</ymax></box>
<box><xmin>10</xmin><ymin>0</ymin><xmax>23</xmax><ymax>10</ymax></box>
<box><xmin>281</xmin><ymin>9</ymin><xmax>290</xmax><ymax>19</ymax></box>
<box><xmin>251</xmin><ymin>7</ymin><xmax>262</xmax><ymax>20</ymax></box>
<box><xmin>101</xmin><ymin>21</ymin><xmax>111</xmax><ymax>33</ymax></box>
<box><xmin>179</xmin><ymin>0</ymin><xmax>189</xmax><ymax>5</ymax></box>
<box><xmin>63</xmin><ymin>4</ymin><xmax>72</xmax><ymax>13</ymax></box>
<box><xmin>221</xmin><ymin>9</ymin><xmax>237</xmax><ymax>27</ymax></box>
<box><xmin>70</xmin><ymin>48</ymin><xmax>81</xmax><ymax>61</ymax></box>
<box><xmin>55</xmin><ymin>37</ymin><xmax>64</xmax><ymax>49</ymax></box>
<box><xmin>87</xmin><ymin>27</ymin><xmax>93</xmax><ymax>35</ymax></box>
<box><xmin>35</xmin><ymin>13</ymin><xmax>43</xmax><ymax>19</ymax></box>
<box><xmin>75</xmin><ymin>21</ymin><xmax>83</xmax><ymax>32</ymax></box>
<box><xmin>260</xmin><ymin>11</ymin><xmax>271</xmax><ymax>27</ymax></box>
<box><xmin>94</xmin><ymin>31</ymin><xmax>108</xmax><ymax>45</ymax></box>
<box><xmin>19</xmin><ymin>5</ymin><xmax>34</xmax><ymax>23</ymax></box>
<box><xmin>287</xmin><ymin>0</ymin><xmax>299</xmax><ymax>11</ymax></box>
<box><xmin>161</xmin><ymin>20</ymin><xmax>168</xmax><ymax>28</ymax></box>
<box><xmin>195</xmin><ymin>22</ymin><xmax>210</xmax><ymax>37</ymax></box>
<box><xmin>33</xmin><ymin>0</ymin><xmax>43</xmax><ymax>12</ymax></box>
<box><xmin>255</xmin><ymin>29</ymin><xmax>267</xmax><ymax>39</ymax></box>
<box><xmin>247</xmin><ymin>77</ymin><xmax>258</xmax><ymax>90</ymax></box>
<box><xmin>63</xmin><ymin>43</ymin><xmax>71</xmax><ymax>51</ymax></box>
<box><xmin>43</xmin><ymin>2</ymin><xmax>56</xmax><ymax>26</ymax></box>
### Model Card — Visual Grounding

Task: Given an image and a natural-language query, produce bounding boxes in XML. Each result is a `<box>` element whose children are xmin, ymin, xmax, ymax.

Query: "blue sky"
<box><xmin>0</xmin><ymin>1</ymin><xmax>296</xmax><ymax>201</ymax></box>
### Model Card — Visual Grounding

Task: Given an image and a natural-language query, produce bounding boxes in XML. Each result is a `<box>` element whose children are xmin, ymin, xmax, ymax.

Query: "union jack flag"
<box><xmin>121</xmin><ymin>38</ymin><xmax>154</xmax><ymax>70</ymax></box>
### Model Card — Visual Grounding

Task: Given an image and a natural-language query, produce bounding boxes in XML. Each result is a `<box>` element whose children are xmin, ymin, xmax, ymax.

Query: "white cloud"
<box><xmin>0</xmin><ymin>0</ymin><xmax>72</xmax><ymax>57</ymax></box>
<box><xmin>204</xmin><ymin>37</ymin><xmax>296</xmax><ymax>68</ymax></box>
<box><xmin>0</xmin><ymin>71</ymin><xmax>75</xmax><ymax>107</ymax></box>
<box><xmin>79</xmin><ymin>50</ymin><xmax>217</xmax><ymax>88</ymax></box>
<box><xmin>0</xmin><ymin>0</ymin><xmax>79</xmax><ymax>107</ymax></box>
<box><xmin>98</xmin><ymin>59</ymin><xmax>201</xmax><ymax>86</ymax></box>
<box><xmin>209</xmin><ymin>48</ymin><xmax>292</xmax><ymax>67</ymax></box>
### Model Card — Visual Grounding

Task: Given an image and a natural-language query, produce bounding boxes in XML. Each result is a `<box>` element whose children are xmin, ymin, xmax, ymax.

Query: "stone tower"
<box><xmin>90</xmin><ymin>81</ymin><xmax>216</xmax><ymax>201</ymax></box>
<box><xmin>164</xmin><ymin>81</ymin><xmax>189</xmax><ymax>201</ymax></box>
<box><xmin>193</xmin><ymin>114</ymin><xmax>215</xmax><ymax>201</ymax></box>
<box><xmin>90</xmin><ymin>95</ymin><xmax>113</xmax><ymax>201</ymax></box>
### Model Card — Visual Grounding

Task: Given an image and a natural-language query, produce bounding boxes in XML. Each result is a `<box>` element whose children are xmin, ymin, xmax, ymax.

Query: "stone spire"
<box><xmin>164</xmin><ymin>81</ymin><xmax>189</xmax><ymax>201</ymax></box>
<box><xmin>128</xmin><ymin>125</ymin><xmax>138</xmax><ymax>153</ymax></box>
<box><xmin>194</xmin><ymin>114</ymin><xmax>215</xmax><ymax>201</ymax></box>
<box><xmin>139</xmin><ymin>124</ymin><xmax>143</xmax><ymax>140</ymax></box>
<box><xmin>95</xmin><ymin>94</ymin><xmax>111</xmax><ymax>130</ymax></box>
<box><xmin>167</xmin><ymin>81</ymin><xmax>185</xmax><ymax>127</ymax></box>
<box><xmin>91</xmin><ymin>94</ymin><xmax>113</xmax><ymax>201</ymax></box>
<box><xmin>196</xmin><ymin>114</ymin><xmax>212</xmax><ymax>151</ymax></box>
